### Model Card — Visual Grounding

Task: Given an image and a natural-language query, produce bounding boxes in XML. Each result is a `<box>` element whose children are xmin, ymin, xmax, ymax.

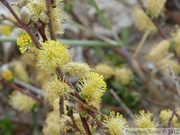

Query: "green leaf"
<box><xmin>121</xmin><ymin>28</ymin><xmax>130</xmax><ymax>45</ymax></box>
<box><xmin>0</xmin><ymin>117</ymin><xmax>12</xmax><ymax>135</ymax></box>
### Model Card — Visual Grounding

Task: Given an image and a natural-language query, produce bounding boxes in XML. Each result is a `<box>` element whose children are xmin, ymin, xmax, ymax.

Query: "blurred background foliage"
<box><xmin>0</xmin><ymin>0</ymin><xmax>180</xmax><ymax>134</ymax></box>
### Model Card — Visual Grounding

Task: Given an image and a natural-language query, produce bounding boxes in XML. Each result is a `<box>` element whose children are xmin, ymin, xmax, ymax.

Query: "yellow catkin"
<box><xmin>158</xmin><ymin>59</ymin><xmax>180</xmax><ymax>74</ymax></box>
<box><xmin>51</xmin><ymin>7</ymin><xmax>64</xmax><ymax>35</ymax></box>
<box><xmin>36</xmin><ymin>40</ymin><xmax>71</xmax><ymax>70</ymax></box>
<box><xmin>62</xmin><ymin>62</ymin><xmax>91</xmax><ymax>78</ymax></box>
<box><xmin>103</xmin><ymin>111</ymin><xmax>128</xmax><ymax>135</ymax></box>
<box><xmin>16</xmin><ymin>33</ymin><xmax>34</xmax><ymax>54</ymax></box>
<box><xmin>0</xmin><ymin>25</ymin><xmax>12</xmax><ymax>36</ymax></box>
<box><xmin>134</xmin><ymin>110</ymin><xmax>158</xmax><ymax>128</ymax></box>
<box><xmin>145</xmin><ymin>0</ymin><xmax>167</xmax><ymax>18</ymax></box>
<box><xmin>160</xmin><ymin>109</ymin><xmax>180</xmax><ymax>127</ymax></box>
<box><xmin>26</xmin><ymin>0</ymin><xmax>46</xmax><ymax>22</ymax></box>
<box><xmin>133</xmin><ymin>7</ymin><xmax>157</xmax><ymax>32</ymax></box>
<box><xmin>76</xmin><ymin>72</ymin><xmax>106</xmax><ymax>108</ymax></box>
<box><xmin>147</xmin><ymin>40</ymin><xmax>170</xmax><ymax>61</ymax></box>
<box><xmin>95</xmin><ymin>63</ymin><xmax>114</xmax><ymax>80</ymax></box>
<box><xmin>12</xmin><ymin>60</ymin><xmax>29</xmax><ymax>83</ymax></box>
<box><xmin>114</xmin><ymin>66</ymin><xmax>134</xmax><ymax>85</ymax></box>
<box><xmin>43</xmin><ymin>110</ymin><xmax>72</xmax><ymax>135</ymax></box>
<box><xmin>1</xmin><ymin>69</ymin><xmax>14</xmax><ymax>82</ymax></box>
<box><xmin>43</xmin><ymin>75</ymin><xmax>73</xmax><ymax>106</ymax></box>
<box><xmin>8</xmin><ymin>91</ymin><xmax>36</xmax><ymax>112</ymax></box>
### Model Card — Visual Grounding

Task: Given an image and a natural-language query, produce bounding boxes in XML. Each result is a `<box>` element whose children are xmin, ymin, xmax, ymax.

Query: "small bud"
<box><xmin>40</xmin><ymin>12</ymin><xmax>49</xmax><ymax>24</ymax></box>
<box><xmin>1</xmin><ymin>69</ymin><xmax>14</xmax><ymax>82</ymax></box>
<box><xmin>20</xmin><ymin>6</ymin><xmax>30</xmax><ymax>25</ymax></box>
<box><xmin>75</xmin><ymin>103</ymin><xmax>87</xmax><ymax>116</ymax></box>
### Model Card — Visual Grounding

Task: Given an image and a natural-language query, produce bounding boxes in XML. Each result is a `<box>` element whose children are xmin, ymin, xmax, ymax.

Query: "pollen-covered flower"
<box><xmin>147</xmin><ymin>40</ymin><xmax>170</xmax><ymax>61</ymax></box>
<box><xmin>0</xmin><ymin>24</ymin><xmax>12</xmax><ymax>36</ymax></box>
<box><xmin>114</xmin><ymin>66</ymin><xmax>133</xmax><ymax>85</ymax></box>
<box><xmin>1</xmin><ymin>69</ymin><xmax>14</xmax><ymax>82</ymax></box>
<box><xmin>145</xmin><ymin>0</ymin><xmax>167</xmax><ymax>18</ymax></box>
<box><xmin>8</xmin><ymin>91</ymin><xmax>36</xmax><ymax>112</ymax></box>
<box><xmin>95</xmin><ymin>63</ymin><xmax>114</xmax><ymax>80</ymax></box>
<box><xmin>36</xmin><ymin>40</ymin><xmax>71</xmax><ymax>70</ymax></box>
<box><xmin>17</xmin><ymin>32</ymin><xmax>35</xmax><ymax>54</ymax></box>
<box><xmin>103</xmin><ymin>111</ymin><xmax>128</xmax><ymax>135</ymax></box>
<box><xmin>43</xmin><ymin>110</ymin><xmax>72</xmax><ymax>135</ymax></box>
<box><xmin>12</xmin><ymin>60</ymin><xmax>29</xmax><ymax>83</ymax></box>
<box><xmin>134</xmin><ymin>110</ymin><xmax>158</xmax><ymax>128</ymax></box>
<box><xmin>160</xmin><ymin>109</ymin><xmax>180</xmax><ymax>127</ymax></box>
<box><xmin>133</xmin><ymin>7</ymin><xmax>156</xmax><ymax>32</ymax></box>
<box><xmin>76</xmin><ymin>72</ymin><xmax>106</xmax><ymax>107</ymax></box>
<box><xmin>62</xmin><ymin>62</ymin><xmax>91</xmax><ymax>78</ymax></box>
<box><xmin>158</xmin><ymin>59</ymin><xmax>180</xmax><ymax>74</ymax></box>
<box><xmin>43</xmin><ymin>75</ymin><xmax>73</xmax><ymax>106</ymax></box>
<box><xmin>51</xmin><ymin>6</ymin><xmax>64</xmax><ymax>35</ymax></box>
<box><xmin>26</xmin><ymin>0</ymin><xmax>46</xmax><ymax>22</ymax></box>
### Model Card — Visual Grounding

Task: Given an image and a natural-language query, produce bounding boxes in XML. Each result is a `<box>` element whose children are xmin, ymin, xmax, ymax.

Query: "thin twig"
<box><xmin>80</xmin><ymin>115</ymin><xmax>92</xmax><ymax>135</ymax></box>
<box><xmin>168</xmin><ymin>107</ymin><xmax>176</xmax><ymax>128</ymax></box>
<box><xmin>133</xmin><ymin>30</ymin><xmax>150</xmax><ymax>58</ymax></box>
<box><xmin>14</xmin><ymin>79</ymin><xmax>42</xmax><ymax>95</ymax></box>
<box><xmin>0</xmin><ymin>79</ymin><xmax>44</xmax><ymax>103</ymax></box>
<box><xmin>109</xmin><ymin>89</ymin><xmax>135</xmax><ymax>119</ymax></box>
<box><xmin>45</xmin><ymin>0</ymin><xmax>56</xmax><ymax>40</ymax></box>
<box><xmin>59</xmin><ymin>97</ymin><xmax>64</xmax><ymax>116</ymax></box>
<box><xmin>167</xmin><ymin>64</ymin><xmax>180</xmax><ymax>96</ymax></box>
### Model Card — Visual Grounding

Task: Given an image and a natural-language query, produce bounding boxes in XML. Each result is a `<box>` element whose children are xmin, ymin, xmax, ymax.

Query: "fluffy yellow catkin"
<box><xmin>133</xmin><ymin>7</ymin><xmax>156</xmax><ymax>32</ymax></box>
<box><xmin>43</xmin><ymin>99</ymin><xmax>72</xmax><ymax>135</ymax></box>
<box><xmin>16</xmin><ymin>32</ymin><xmax>35</xmax><ymax>54</ymax></box>
<box><xmin>160</xmin><ymin>109</ymin><xmax>180</xmax><ymax>127</ymax></box>
<box><xmin>134</xmin><ymin>110</ymin><xmax>158</xmax><ymax>128</ymax></box>
<box><xmin>50</xmin><ymin>6</ymin><xmax>64</xmax><ymax>35</ymax></box>
<box><xmin>8</xmin><ymin>91</ymin><xmax>36</xmax><ymax>112</ymax></box>
<box><xmin>147</xmin><ymin>40</ymin><xmax>170</xmax><ymax>61</ymax></box>
<box><xmin>43</xmin><ymin>75</ymin><xmax>73</xmax><ymax>106</ymax></box>
<box><xmin>0</xmin><ymin>25</ymin><xmax>12</xmax><ymax>36</ymax></box>
<box><xmin>43</xmin><ymin>110</ymin><xmax>72</xmax><ymax>135</ymax></box>
<box><xmin>145</xmin><ymin>0</ymin><xmax>167</xmax><ymax>18</ymax></box>
<box><xmin>95</xmin><ymin>63</ymin><xmax>114</xmax><ymax>80</ymax></box>
<box><xmin>114</xmin><ymin>66</ymin><xmax>134</xmax><ymax>85</ymax></box>
<box><xmin>12</xmin><ymin>60</ymin><xmax>29</xmax><ymax>83</ymax></box>
<box><xmin>62</xmin><ymin>61</ymin><xmax>91</xmax><ymax>78</ymax></box>
<box><xmin>158</xmin><ymin>59</ymin><xmax>180</xmax><ymax>74</ymax></box>
<box><xmin>1</xmin><ymin>69</ymin><xmax>14</xmax><ymax>82</ymax></box>
<box><xmin>25</xmin><ymin>0</ymin><xmax>46</xmax><ymax>22</ymax></box>
<box><xmin>103</xmin><ymin>111</ymin><xmax>128</xmax><ymax>135</ymax></box>
<box><xmin>76</xmin><ymin>72</ymin><xmax>106</xmax><ymax>108</ymax></box>
<box><xmin>36</xmin><ymin>40</ymin><xmax>71</xmax><ymax>70</ymax></box>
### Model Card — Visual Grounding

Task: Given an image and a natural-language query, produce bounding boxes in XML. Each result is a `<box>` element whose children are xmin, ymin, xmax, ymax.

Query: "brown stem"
<box><xmin>59</xmin><ymin>97</ymin><xmax>64</xmax><ymax>116</ymax></box>
<box><xmin>80</xmin><ymin>115</ymin><xmax>92</xmax><ymax>135</ymax></box>
<box><xmin>46</xmin><ymin>0</ymin><xmax>56</xmax><ymax>40</ymax></box>
<box><xmin>0</xmin><ymin>79</ymin><xmax>44</xmax><ymax>103</ymax></box>
<box><xmin>56</xmin><ymin>67</ymin><xmax>85</xmax><ymax>102</ymax></box>
<box><xmin>168</xmin><ymin>107</ymin><xmax>176</xmax><ymax>128</ymax></box>
<box><xmin>0</xmin><ymin>0</ymin><xmax>42</xmax><ymax>48</ymax></box>
<box><xmin>36</xmin><ymin>20</ymin><xmax>48</xmax><ymax>42</ymax></box>
<box><xmin>152</xmin><ymin>19</ymin><xmax>168</xmax><ymax>39</ymax></box>
<box><xmin>88</xmin><ymin>110</ymin><xmax>102</xmax><ymax>128</ymax></box>
<box><xmin>66</xmin><ymin>106</ymin><xmax>82</xmax><ymax>133</ymax></box>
